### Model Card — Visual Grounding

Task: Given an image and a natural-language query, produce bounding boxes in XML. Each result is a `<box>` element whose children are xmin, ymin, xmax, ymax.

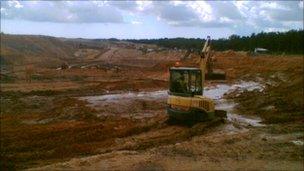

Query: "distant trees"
<box><xmin>125</xmin><ymin>38</ymin><xmax>203</xmax><ymax>51</ymax></box>
<box><xmin>126</xmin><ymin>29</ymin><xmax>304</xmax><ymax>54</ymax></box>
<box><xmin>212</xmin><ymin>30</ymin><xmax>304</xmax><ymax>54</ymax></box>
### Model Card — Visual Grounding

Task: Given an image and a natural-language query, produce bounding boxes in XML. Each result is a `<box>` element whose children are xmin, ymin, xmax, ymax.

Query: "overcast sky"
<box><xmin>1</xmin><ymin>1</ymin><xmax>303</xmax><ymax>39</ymax></box>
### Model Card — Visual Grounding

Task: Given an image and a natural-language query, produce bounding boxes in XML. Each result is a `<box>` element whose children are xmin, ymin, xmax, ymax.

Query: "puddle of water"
<box><xmin>81</xmin><ymin>80</ymin><xmax>264</xmax><ymax>103</ymax></box>
<box><xmin>214</xmin><ymin>123</ymin><xmax>249</xmax><ymax>135</ymax></box>
<box><xmin>215</xmin><ymin>99</ymin><xmax>236</xmax><ymax>112</ymax></box>
<box><xmin>231</xmin><ymin>81</ymin><xmax>264</xmax><ymax>92</ymax></box>
<box><xmin>215</xmin><ymin>99</ymin><xmax>264</xmax><ymax>128</ymax></box>
<box><xmin>80</xmin><ymin>90</ymin><xmax>167</xmax><ymax>103</ymax></box>
<box><xmin>291</xmin><ymin>140</ymin><xmax>304</xmax><ymax>146</ymax></box>
<box><xmin>203</xmin><ymin>81</ymin><xmax>264</xmax><ymax>100</ymax></box>
<box><xmin>204</xmin><ymin>81</ymin><xmax>265</xmax><ymax>127</ymax></box>
<box><xmin>204</xmin><ymin>84</ymin><xmax>231</xmax><ymax>100</ymax></box>
<box><xmin>80</xmin><ymin>80</ymin><xmax>265</xmax><ymax>127</ymax></box>
<box><xmin>227</xmin><ymin>113</ymin><xmax>264</xmax><ymax>127</ymax></box>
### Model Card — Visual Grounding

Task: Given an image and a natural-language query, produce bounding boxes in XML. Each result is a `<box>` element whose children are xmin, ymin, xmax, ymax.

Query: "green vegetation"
<box><xmin>126</xmin><ymin>29</ymin><xmax>304</xmax><ymax>54</ymax></box>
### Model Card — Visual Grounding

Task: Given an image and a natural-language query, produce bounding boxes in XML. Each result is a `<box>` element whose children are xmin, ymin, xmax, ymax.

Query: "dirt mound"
<box><xmin>214</xmin><ymin>50</ymin><xmax>249</xmax><ymax>58</ymax></box>
<box><xmin>1</xmin><ymin>34</ymin><xmax>186</xmax><ymax>71</ymax></box>
<box><xmin>1</xmin><ymin>34</ymin><xmax>77</xmax><ymax>67</ymax></box>
<box><xmin>90</xmin><ymin>48</ymin><xmax>182</xmax><ymax>68</ymax></box>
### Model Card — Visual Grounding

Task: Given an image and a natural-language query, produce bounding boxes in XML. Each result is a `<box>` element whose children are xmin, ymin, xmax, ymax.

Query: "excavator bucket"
<box><xmin>215</xmin><ymin>109</ymin><xmax>227</xmax><ymax>118</ymax></box>
<box><xmin>205</xmin><ymin>69</ymin><xmax>226</xmax><ymax>80</ymax></box>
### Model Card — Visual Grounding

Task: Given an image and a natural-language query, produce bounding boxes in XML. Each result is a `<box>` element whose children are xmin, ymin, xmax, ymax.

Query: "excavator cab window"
<box><xmin>169</xmin><ymin>68</ymin><xmax>202</xmax><ymax>97</ymax></box>
<box><xmin>190</xmin><ymin>71</ymin><xmax>202</xmax><ymax>94</ymax></box>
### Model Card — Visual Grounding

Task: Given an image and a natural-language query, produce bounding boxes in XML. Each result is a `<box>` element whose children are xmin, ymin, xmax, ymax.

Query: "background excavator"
<box><xmin>167</xmin><ymin>36</ymin><xmax>226</xmax><ymax>122</ymax></box>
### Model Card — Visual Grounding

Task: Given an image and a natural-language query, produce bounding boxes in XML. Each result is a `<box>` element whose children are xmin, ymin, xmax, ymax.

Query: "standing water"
<box><xmin>80</xmin><ymin>81</ymin><xmax>265</xmax><ymax>127</ymax></box>
<box><xmin>203</xmin><ymin>82</ymin><xmax>265</xmax><ymax>127</ymax></box>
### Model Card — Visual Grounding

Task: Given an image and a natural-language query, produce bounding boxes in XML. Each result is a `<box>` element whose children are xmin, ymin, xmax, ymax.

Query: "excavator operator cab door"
<box><xmin>169</xmin><ymin>67</ymin><xmax>202</xmax><ymax>97</ymax></box>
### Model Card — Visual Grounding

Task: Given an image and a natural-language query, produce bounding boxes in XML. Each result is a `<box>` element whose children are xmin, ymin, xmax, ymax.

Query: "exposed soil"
<box><xmin>1</xmin><ymin>43</ymin><xmax>303</xmax><ymax>170</ymax></box>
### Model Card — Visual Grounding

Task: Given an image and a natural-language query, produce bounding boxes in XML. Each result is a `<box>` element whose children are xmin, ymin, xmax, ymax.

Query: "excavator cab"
<box><xmin>167</xmin><ymin>67</ymin><xmax>215</xmax><ymax>122</ymax></box>
<box><xmin>169</xmin><ymin>67</ymin><xmax>202</xmax><ymax>97</ymax></box>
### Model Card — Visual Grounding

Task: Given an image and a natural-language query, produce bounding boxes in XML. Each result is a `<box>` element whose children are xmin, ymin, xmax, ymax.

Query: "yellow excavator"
<box><xmin>167</xmin><ymin>36</ymin><xmax>226</xmax><ymax>122</ymax></box>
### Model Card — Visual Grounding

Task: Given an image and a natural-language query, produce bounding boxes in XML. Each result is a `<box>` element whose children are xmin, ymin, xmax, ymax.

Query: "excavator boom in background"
<box><xmin>201</xmin><ymin>36</ymin><xmax>226</xmax><ymax>80</ymax></box>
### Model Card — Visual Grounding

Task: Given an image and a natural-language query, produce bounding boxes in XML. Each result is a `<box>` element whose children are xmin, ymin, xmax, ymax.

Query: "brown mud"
<box><xmin>1</xmin><ymin>50</ymin><xmax>303</xmax><ymax>170</ymax></box>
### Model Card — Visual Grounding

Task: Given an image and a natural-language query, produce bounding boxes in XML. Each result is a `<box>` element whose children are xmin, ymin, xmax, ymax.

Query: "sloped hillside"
<box><xmin>0</xmin><ymin>34</ymin><xmax>76</xmax><ymax>67</ymax></box>
<box><xmin>0</xmin><ymin>34</ymin><xmax>185</xmax><ymax>70</ymax></box>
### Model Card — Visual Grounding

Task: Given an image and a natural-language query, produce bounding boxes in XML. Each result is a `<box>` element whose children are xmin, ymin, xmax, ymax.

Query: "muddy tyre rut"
<box><xmin>97</xmin><ymin>118</ymin><xmax>225</xmax><ymax>154</ymax></box>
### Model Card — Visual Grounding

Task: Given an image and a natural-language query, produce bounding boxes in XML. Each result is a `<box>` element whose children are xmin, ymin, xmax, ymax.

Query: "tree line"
<box><xmin>125</xmin><ymin>29</ymin><xmax>303</xmax><ymax>54</ymax></box>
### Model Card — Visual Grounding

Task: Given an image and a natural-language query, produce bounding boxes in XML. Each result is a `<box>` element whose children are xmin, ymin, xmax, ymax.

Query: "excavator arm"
<box><xmin>199</xmin><ymin>36</ymin><xmax>225</xmax><ymax>88</ymax></box>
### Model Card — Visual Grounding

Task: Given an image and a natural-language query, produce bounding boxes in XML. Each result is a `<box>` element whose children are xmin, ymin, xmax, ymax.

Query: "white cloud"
<box><xmin>1</xmin><ymin>1</ymin><xmax>124</xmax><ymax>23</ymax></box>
<box><xmin>136</xmin><ymin>1</ymin><xmax>152</xmax><ymax>11</ymax></box>
<box><xmin>260</xmin><ymin>2</ymin><xmax>288</xmax><ymax>10</ymax></box>
<box><xmin>108</xmin><ymin>1</ymin><xmax>137</xmax><ymax>11</ymax></box>
<box><xmin>170</xmin><ymin>1</ymin><xmax>184</xmax><ymax>6</ymax></box>
<box><xmin>299</xmin><ymin>1</ymin><xmax>304</xmax><ymax>9</ymax></box>
<box><xmin>7</xmin><ymin>0</ymin><xmax>23</xmax><ymax>9</ymax></box>
<box><xmin>147</xmin><ymin>1</ymin><xmax>233</xmax><ymax>28</ymax></box>
<box><xmin>131</xmin><ymin>21</ymin><xmax>142</xmax><ymax>25</ymax></box>
<box><xmin>187</xmin><ymin>1</ymin><xmax>213</xmax><ymax>22</ymax></box>
<box><xmin>1</xmin><ymin>0</ymin><xmax>302</xmax><ymax>33</ymax></box>
<box><xmin>219</xmin><ymin>17</ymin><xmax>233</xmax><ymax>24</ymax></box>
<box><xmin>229</xmin><ymin>1</ymin><xmax>303</xmax><ymax>32</ymax></box>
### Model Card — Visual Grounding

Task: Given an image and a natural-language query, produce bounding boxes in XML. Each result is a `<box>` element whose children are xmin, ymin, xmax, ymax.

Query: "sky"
<box><xmin>0</xmin><ymin>0</ymin><xmax>303</xmax><ymax>39</ymax></box>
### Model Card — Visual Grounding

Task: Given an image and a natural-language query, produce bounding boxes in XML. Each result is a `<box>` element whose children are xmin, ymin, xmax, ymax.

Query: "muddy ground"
<box><xmin>1</xmin><ymin>50</ymin><xmax>303</xmax><ymax>170</ymax></box>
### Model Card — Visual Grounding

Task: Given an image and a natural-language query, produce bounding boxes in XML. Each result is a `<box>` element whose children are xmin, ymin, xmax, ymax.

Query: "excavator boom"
<box><xmin>199</xmin><ymin>37</ymin><xmax>226</xmax><ymax>88</ymax></box>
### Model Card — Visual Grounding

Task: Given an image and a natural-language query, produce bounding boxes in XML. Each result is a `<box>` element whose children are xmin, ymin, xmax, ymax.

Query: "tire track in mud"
<box><xmin>124</xmin><ymin>118</ymin><xmax>224</xmax><ymax>151</ymax></box>
<box><xmin>96</xmin><ymin>118</ymin><xmax>225</xmax><ymax>154</ymax></box>
<box><xmin>28</xmin><ymin>118</ymin><xmax>226</xmax><ymax>170</ymax></box>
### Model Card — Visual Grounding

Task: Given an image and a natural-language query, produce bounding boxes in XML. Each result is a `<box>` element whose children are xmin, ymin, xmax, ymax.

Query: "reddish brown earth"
<box><xmin>1</xmin><ymin>37</ymin><xmax>303</xmax><ymax>170</ymax></box>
